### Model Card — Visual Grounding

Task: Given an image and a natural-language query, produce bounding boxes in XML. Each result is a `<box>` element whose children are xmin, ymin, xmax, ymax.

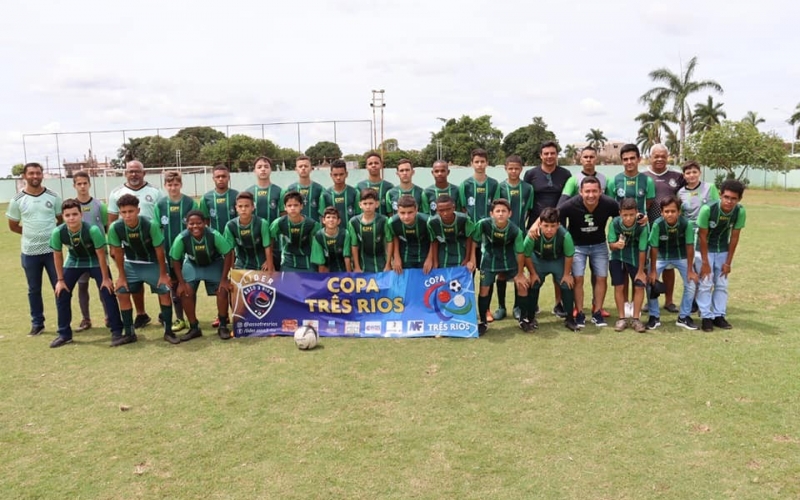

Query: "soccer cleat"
<box><xmin>591</xmin><ymin>311</ymin><xmax>608</xmax><ymax>327</ymax></box>
<box><xmin>513</xmin><ymin>306</ymin><xmax>522</xmax><ymax>320</ymax></box>
<box><xmin>713</xmin><ymin>316</ymin><xmax>733</xmax><ymax>330</ymax></box>
<box><xmin>676</xmin><ymin>316</ymin><xmax>698</xmax><ymax>330</ymax></box>
<box><xmin>133</xmin><ymin>314</ymin><xmax>151</xmax><ymax>329</ymax></box>
<box><xmin>217</xmin><ymin>325</ymin><xmax>232</xmax><ymax>340</ymax></box>
<box><xmin>157</xmin><ymin>313</ymin><xmax>164</xmax><ymax>326</ymax></box>
<box><xmin>529</xmin><ymin>317</ymin><xmax>539</xmax><ymax>330</ymax></box>
<box><xmin>701</xmin><ymin>318</ymin><xmax>714</xmax><ymax>332</ymax></box>
<box><xmin>493</xmin><ymin>307</ymin><xmax>507</xmax><ymax>321</ymax></box>
<box><xmin>75</xmin><ymin>319</ymin><xmax>92</xmax><ymax>332</ymax></box>
<box><xmin>164</xmin><ymin>332</ymin><xmax>181</xmax><ymax>344</ymax></box>
<box><xmin>478</xmin><ymin>322</ymin><xmax>488</xmax><ymax>336</ymax></box>
<box><xmin>564</xmin><ymin>317</ymin><xmax>579</xmax><ymax>332</ymax></box>
<box><xmin>664</xmin><ymin>303</ymin><xmax>679</xmax><ymax>314</ymax></box>
<box><xmin>110</xmin><ymin>334</ymin><xmax>138</xmax><ymax>347</ymax></box>
<box><xmin>172</xmin><ymin>319</ymin><xmax>187</xmax><ymax>332</ymax></box>
<box><xmin>518</xmin><ymin>318</ymin><xmax>534</xmax><ymax>333</ymax></box>
<box><xmin>485</xmin><ymin>310</ymin><xmax>494</xmax><ymax>323</ymax></box>
<box><xmin>28</xmin><ymin>325</ymin><xmax>46</xmax><ymax>336</ymax></box>
<box><xmin>614</xmin><ymin>318</ymin><xmax>628</xmax><ymax>332</ymax></box>
<box><xmin>552</xmin><ymin>302</ymin><xmax>567</xmax><ymax>318</ymax></box>
<box><xmin>49</xmin><ymin>336</ymin><xmax>73</xmax><ymax>348</ymax></box>
<box><xmin>180</xmin><ymin>327</ymin><xmax>203</xmax><ymax>342</ymax></box>
<box><xmin>646</xmin><ymin>316</ymin><xmax>661</xmax><ymax>330</ymax></box>
<box><xmin>632</xmin><ymin>318</ymin><xmax>646</xmax><ymax>333</ymax></box>
<box><xmin>575</xmin><ymin>312</ymin><xmax>586</xmax><ymax>329</ymax></box>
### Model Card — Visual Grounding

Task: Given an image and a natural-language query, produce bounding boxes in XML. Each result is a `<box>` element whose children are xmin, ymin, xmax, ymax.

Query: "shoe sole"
<box><xmin>676</xmin><ymin>322</ymin><xmax>698</xmax><ymax>331</ymax></box>
<box><xmin>646</xmin><ymin>322</ymin><xmax>661</xmax><ymax>330</ymax></box>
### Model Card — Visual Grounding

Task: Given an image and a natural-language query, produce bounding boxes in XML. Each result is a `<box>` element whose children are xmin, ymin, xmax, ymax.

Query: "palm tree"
<box><xmin>585</xmin><ymin>129</ymin><xmax>607</xmax><ymax>151</ymax></box>
<box><xmin>563</xmin><ymin>144</ymin><xmax>579</xmax><ymax>163</ymax></box>
<box><xmin>692</xmin><ymin>95</ymin><xmax>726</xmax><ymax>132</ymax></box>
<box><xmin>742</xmin><ymin>111</ymin><xmax>765</xmax><ymax>128</ymax></box>
<box><xmin>640</xmin><ymin>56</ymin><xmax>723</xmax><ymax>161</ymax></box>
<box><xmin>635</xmin><ymin>98</ymin><xmax>676</xmax><ymax>149</ymax></box>
<box><xmin>789</xmin><ymin>103</ymin><xmax>800</xmax><ymax>140</ymax></box>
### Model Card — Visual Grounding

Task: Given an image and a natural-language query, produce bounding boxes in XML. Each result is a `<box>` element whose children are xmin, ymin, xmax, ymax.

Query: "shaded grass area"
<box><xmin>1</xmin><ymin>190</ymin><xmax>799</xmax><ymax>499</ymax></box>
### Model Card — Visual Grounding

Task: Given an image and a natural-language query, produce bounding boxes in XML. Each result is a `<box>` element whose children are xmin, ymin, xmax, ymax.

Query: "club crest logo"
<box><xmin>423</xmin><ymin>277</ymin><xmax>472</xmax><ymax>320</ymax></box>
<box><xmin>241</xmin><ymin>282</ymin><xmax>276</xmax><ymax>319</ymax></box>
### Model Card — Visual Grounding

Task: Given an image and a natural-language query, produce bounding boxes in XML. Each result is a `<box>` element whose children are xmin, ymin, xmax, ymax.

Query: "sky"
<box><xmin>1</xmin><ymin>0</ymin><xmax>799</xmax><ymax>175</ymax></box>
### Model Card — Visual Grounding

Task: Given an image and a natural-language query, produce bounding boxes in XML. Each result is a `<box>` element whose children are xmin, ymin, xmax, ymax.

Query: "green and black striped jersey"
<box><xmin>49</xmin><ymin>222</ymin><xmax>107</xmax><ymax>268</ymax></box>
<box><xmin>170</xmin><ymin>227</ymin><xmax>233</xmax><ymax>267</ymax></box>
<box><xmin>282</xmin><ymin>182</ymin><xmax>325</xmax><ymax>222</ymax></box>
<box><xmin>347</xmin><ymin>213</ymin><xmax>391</xmax><ymax>272</ymax></box>
<box><xmin>311</xmin><ymin>227</ymin><xmax>352</xmax><ymax>272</ymax></box>
<box><xmin>472</xmin><ymin>218</ymin><xmax>524</xmax><ymax>272</ymax></box>
<box><xmin>269</xmin><ymin>216</ymin><xmax>321</xmax><ymax>271</ymax></box>
<box><xmin>696</xmin><ymin>201</ymin><xmax>746</xmax><ymax>253</ymax></box>
<box><xmin>201</xmin><ymin>189</ymin><xmax>239</xmax><ymax>233</ymax></box>
<box><xmin>385</xmin><ymin>185</ymin><xmax>428</xmax><ymax>216</ymax></box>
<box><xmin>458</xmin><ymin>177</ymin><xmax>499</xmax><ymax>222</ymax></box>
<box><xmin>224</xmin><ymin>216</ymin><xmax>271</xmax><ymax>270</ymax></box>
<box><xmin>523</xmin><ymin>226</ymin><xmax>574</xmax><ymax>261</ymax></box>
<box><xmin>606</xmin><ymin>173</ymin><xmax>655</xmax><ymax>214</ymax></box>
<box><xmin>319</xmin><ymin>186</ymin><xmax>360</xmax><ymax>228</ymax></box>
<box><xmin>388</xmin><ymin>213</ymin><xmax>431</xmax><ymax>267</ymax></box>
<box><xmin>608</xmin><ymin>217</ymin><xmax>649</xmax><ymax>266</ymax></box>
<box><xmin>154</xmin><ymin>195</ymin><xmax>197</xmax><ymax>253</ymax></box>
<box><xmin>423</xmin><ymin>183</ymin><xmax>459</xmax><ymax>215</ymax></box>
<box><xmin>247</xmin><ymin>184</ymin><xmax>284</xmax><ymax>224</ymax></box>
<box><xmin>427</xmin><ymin>212</ymin><xmax>474</xmax><ymax>268</ymax></box>
<box><xmin>356</xmin><ymin>180</ymin><xmax>394</xmax><ymax>217</ymax></box>
<box><xmin>648</xmin><ymin>216</ymin><xmax>693</xmax><ymax>260</ymax></box>
<box><xmin>107</xmin><ymin>217</ymin><xmax>164</xmax><ymax>264</ymax></box>
<box><xmin>496</xmin><ymin>180</ymin><xmax>533</xmax><ymax>230</ymax></box>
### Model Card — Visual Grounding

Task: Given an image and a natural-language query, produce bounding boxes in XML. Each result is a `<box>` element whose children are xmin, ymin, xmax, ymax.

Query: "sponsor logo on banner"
<box><xmin>422</xmin><ymin>275</ymin><xmax>473</xmax><ymax>321</ymax></box>
<box><xmin>407</xmin><ymin>320</ymin><xmax>424</xmax><ymax>332</ymax></box>
<box><xmin>241</xmin><ymin>282</ymin><xmax>276</xmax><ymax>319</ymax></box>
<box><xmin>364</xmin><ymin>321</ymin><xmax>382</xmax><ymax>334</ymax></box>
<box><xmin>344</xmin><ymin>321</ymin><xmax>361</xmax><ymax>335</ymax></box>
<box><xmin>282</xmin><ymin>319</ymin><xmax>298</xmax><ymax>332</ymax></box>
<box><xmin>385</xmin><ymin>321</ymin><xmax>403</xmax><ymax>334</ymax></box>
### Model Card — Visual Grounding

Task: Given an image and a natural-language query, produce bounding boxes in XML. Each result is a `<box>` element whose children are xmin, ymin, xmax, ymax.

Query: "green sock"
<box><xmin>496</xmin><ymin>280</ymin><xmax>506</xmax><ymax>310</ymax></box>
<box><xmin>516</xmin><ymin>291</ymin><xmax>530</xmax><ymax>320</ymax></box>
<box><xmin>160</xmin><ymin>304</ymin><xmax>173</xmax><ymax>334</ymax></box>
<box><xmin>121</xmin><ymin>309</ymin><xmax>133</xmax><ymax>335</ymax></box>
<box><xmin>561</xmin><ymin>286</ymin><xmax>575</xmax><ymax>320</ymax></box>
<box><xmin>478</xmin><ymin>296</ymin><xmax>490</xmax><ymax>323</ymax></box>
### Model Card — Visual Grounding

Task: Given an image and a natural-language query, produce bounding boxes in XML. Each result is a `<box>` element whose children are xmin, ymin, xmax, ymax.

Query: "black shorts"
<box><xmin>609</xmin><ymin>260</ymin><xmax>646</xmax><ymax>287</ymax></box>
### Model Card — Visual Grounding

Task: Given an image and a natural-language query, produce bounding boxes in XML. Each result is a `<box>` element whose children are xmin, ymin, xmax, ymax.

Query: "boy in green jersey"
<box><xmin>523</xmin><ymin>207</ymin><xmax>577</xmax><ymax>331</ymax></box>
<box><xmin>154</xmin><ymin>170</ymin><xmax>197</xmax><ymax>332</ymax></box>
<box><xmin>283</xmin><ymin>155</ymin><xmax>325</xmax><ymax>222</ymax></box>
<box><xmin>269</xmin><ymin>191</ymin><xmax>321</xmax><ymax>272</ymax></box>
<box><xmin>247</xmin><ymin>156</ymin><xmax>283</xmax><ymax>271</ymax></box>
<box><xmin>473</xmin><ymin>199</ymin><xmax>530</xmax><ymax>335</ymax></box>
<box><xmin>224</xmin><ymin>191</ymin><xmax>273</xmax><ymax>272</ymax></box>
<box><xmin>493</xmin><ymin>154</ymin><xmax>533</xmax><ymax>321</ymax></box>
<box><xmin>48</xmin><ymin>199</ymin><xmax>124</xmax><ymax>348</ymax></box>
<box><xmin>607</xmin><ymin>198</ymin><xmax>649</xmax><ymax>333</ymax></box>
<box><xmin>107</xmin><ymin>194</ymin><xmax>177</xmax><ymax>346</ymax></box>
<box><xmin>385</xmin><ymin>159</ymin><xmax>428</xmax><ymax>216</ymax></box>
<box><xmin>348</xmin><ymin>188</ymin><xmax>392</xmax><ymax>273</ymax></box>
<box><xmin>312</xmin><ymin>207</ymin><xmax>352</xmax><ymax>272</ymax></box>
<box><xmin>201</xmin><ymin>164</ymin><xmax>239</xmax><ymax>233</ymax></box>
<box><xmin>606</xmin><ymin>144</ymin><xmax>655</xmax><ymax>218</ymax></box>
<box><xmin>427</xmin><ymin>195</ymin><xmax>475</xmax><ymax>272</ymax></box>
<box><xmin>171</xmin><ymin>211</ymin><xmax>235</xmax><ymax>341</ymax></box>
<box><xmin>356</xmin><ymin>152</ymin><xmax>394</xmax><ymax>217</ymax></box>
<box><xmin>424</xmin><ymin>160</ymin><xmax>459</xmax><ymax>215</ymax></box>
<box><xmin>646</xmin><ymin>195</ymin><xmax>698</xmax><ymax>331</ymax></box>
<box><xmin>319</xmin><ymin>159</ymin><xmax>360</xmax><ymax>227</ymax></box>
<box><xmin>388</xmin><ymin>195</ymin><xmax>433</xmax><ymax>273</ymax></box>
<box><xmin>695</xmin><ymin>180</ymin><xmax>746</xmax><ymax>332</ymax></box>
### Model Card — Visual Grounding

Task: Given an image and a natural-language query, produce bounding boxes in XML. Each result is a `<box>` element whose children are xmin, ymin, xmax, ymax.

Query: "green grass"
<box><xmin>2</xmin><ymin>190</ymin><xmax>800</xmax><ymax>499</ymax></box>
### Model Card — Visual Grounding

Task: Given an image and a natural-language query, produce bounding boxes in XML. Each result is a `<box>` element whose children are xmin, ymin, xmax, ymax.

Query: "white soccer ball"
<box><xmin>449</xmin><ymin>279</ymin><xmax>462</xmax><ymax>293</ymax></box>
<box><xmin>294</xmin><ymin>325</ymin><xmax>318</xmax><ymax>350</ymax></box>
<box><xmin>452</xmin><ymin>294</ymin><xmax>466</xmax><ymax>308</ymax></box>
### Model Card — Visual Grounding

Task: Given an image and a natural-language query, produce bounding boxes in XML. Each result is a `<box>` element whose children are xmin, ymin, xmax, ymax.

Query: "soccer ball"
<box><xmin>294</xmin><ymin>325</ymin><xmax>318</xmax><ymax>350</ymax></box>
<box><xmin>449</xmin><ymin>279</ymin><xmax>462</xmax><ymax>293</ymax></box>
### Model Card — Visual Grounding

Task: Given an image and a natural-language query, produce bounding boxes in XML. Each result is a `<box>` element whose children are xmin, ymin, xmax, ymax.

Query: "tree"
<box><xmin>11</xmin><ymin>163</ymin><xmax>24</xmax><ymax>176</ymax></box>
<box><xmin>742</xmin><ymin>111</ymin><xmax>765</xmax><ymax>128</ymax></box>
<box><xmin>174</xmin><ymin>126</ymin><xmax>225</xmax><ymax>146</ymax></box>
<box><xmin>692</xmin><ymin>95</ymin><xmax>726</xmax><ymax>133</ymax></box>
<box><xmin>635</xmin><ymin>98</ymin><xmax>676</xmax><ymax>153</ymax></box>
<box><xmin>420</xmin><ymin>115</ymin><xmax>504</xmax><ymax>166</ymax></box>
<box><xmin>199</xmin><ymin>135</ymin><xmax>279</xmax><ymax>172</ymax></box>
<box><xmin>789</xmin><ymin>103</ymin><xmax>800</xmax><ymax>140</ymax></box>
<box><xmin>304</xmin><ymin>141</ymin><xmax>342</xmax><ymax>165</ymax></box>
<box><xmin>381</xmin><ymin>138</ymin><xmax>399</xmax><ymax>152</ymax></box>
<box><xmin>501</xmin><ymin>116</ymin><xmax>558</xmax><ymax>165</ymax></box>
<box><xmin>275</xmin><ymin>147</ymin><xmax>302</xmax><ymax>170</ymax></box>
<box><xmin>563</xmin><ymin>145</ymin><xmax>579</xmax><ymax>164</ymax></box>
<box><xmin>585</xmin><ymin>128</ymin><xmax>607</xmax><ymax>150</ymax></box>
<box><xmin>640</xmin><ymin>56</ymin><xmax>724</xmax><ymax>161</ymax></box>
<box><xmin>687</xmin><ymin>121</ymin><xmax>788</xmax><ymax>181</ymax></box>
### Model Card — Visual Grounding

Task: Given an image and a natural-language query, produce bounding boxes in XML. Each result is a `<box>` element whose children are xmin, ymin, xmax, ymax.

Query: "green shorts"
<box><xmin>120</xmin><ymin>261</ymin><xmax>170</xmax><ymax>294</ymax></box>
<box><xmin>532</xmin><ymin>255</ymin><xmax>565</xmax><ymax>285</ymax></box>
<box><xmin>480</xmin><ymin>267</ymin><xmax>517</xmax><ymax>287</ymax></box>
<box><xmin>183</xmin><ymin>259</ymin><xmax>224</xmax><ymax>295</ymax></box>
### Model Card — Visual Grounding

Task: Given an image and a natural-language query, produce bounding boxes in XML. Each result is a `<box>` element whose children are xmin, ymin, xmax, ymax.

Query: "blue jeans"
<box><xmin>21</xmin><ymin>253</ymin><xmax>57</xmax><ymax>327</ymax></box>
<box><xmin>56</xmin><ymin>267</ymin><xmax>124</xmax><ymax>339</ymax></box>
<box><xmin>694</xmin><ymin>251</ymin><xmax>728</xmax><ymax>319</ymax></box>
<box><xmin>572</xmin><ymin>243</ymin><xmax>609</xmax><ymax>277</ymax></box>
<box><xmin>648</xmin><ymin>259</ymin><xmax>695</xmax><ymax>318</ymax></box>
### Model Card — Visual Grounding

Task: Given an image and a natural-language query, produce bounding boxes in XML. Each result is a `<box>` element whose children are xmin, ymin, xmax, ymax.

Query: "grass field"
<box><xmin>1</xmin><ymin>190</ymin><xmax>799</xmax><ymax>499</ymax></box>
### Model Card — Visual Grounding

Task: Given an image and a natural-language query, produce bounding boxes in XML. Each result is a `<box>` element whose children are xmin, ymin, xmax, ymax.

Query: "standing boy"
<box><xmin>154</xmin><ymin>170</ymin><xmax>197</xmax><ymax>332</ymax></box>
<box><xmin>357</xmin><ymin>152</ymin><xmax>394</xmax><ymax>217</ymax></box>
<box><xmin>283</xmin><ymin>155</ymin><xmax>324</xmax><ymax>222</ymax></box>
<box><xmin>171</xmin><ymin>210</ymin><xmax>235</xmax><ymax>341</ymax></box>
<box><xmin>606</xmin><ymin>144</ymin><xmax>655</xmax><ymax>219</ymax></box>
<box><xmin>319</xmin><ymin>159</ymin><xmax>360</xmax><ymax>227</ymax></box>
<box><xmin>388</xmin><ymin>195</ymin><xmax>433</xmax><ymax>273</ymax></box>
<box><xmin>224</xmin><ymin>191</ymin><xmax>273</xmax><ymax>272</ymax></box>
<box><xmin>385</xmin><ymin>159</ymin><xmax>428</xmax><ymax>216</ymax></box>
<box><xmin>247</xmin><ymin>156</ymin><xmax>283</xmax><ymax>271</ymax></box>
<box><xmin>201</xmin><ymin>164</ymin><xmax>239</xmax><ymax>234</ymax></box>
<box><xmin>427</xmin><ymin>194</ymin><xmax>475</xmax><ymax>272</ymax></box>
<box><xmin>473</xmin><ymin>199</ymin><xmax>530</xmax><ymax>335</ymax></box>
<box><xmin>48</xmin><ymin>199</ymin><xmax>123</xmax><ymax>347</ymax></box>
<box><xmin>348</xmin><ymin>188</ymin><xmax>392</xmax><ymax>273</ymax></box>
<box><xmin>107</xmin><ymin>194</ymin><xmax>176</xmax><ymax>345</ymax></box>
<box><xmin>269</xmin><ymin>191</ymin><xmax>321</xmax><ymax>272</ymax></box>
<box><xmin>677</xmin><ymin>160</ymin><xmax>719</xmax><ymax>229</ymax></box>
<box><xmin>695</xmin><ymin>180</ymin><xmax>746</xmax><ymax>332</ymax></box>
<box><xmin>72</xmin><ymin>171</ymin><xmax>108</xmax><ymax>331</ymax></box>
<box><xmin>311</xmin><ymin>207</ymin><xmax>352</xmax><ymax>272</ymax></box>
<box><xmin>607</xmin><ymin>198</ymin><xmax>649</xmax><ymax>333</ymax></box>
<box><xmin>424</xmin><ymin>160</ymin><xmax>458</xmax><ymax>216</ymax></box>
<box><xmin>560</xmin><ymin>146</ymin><xmax>607</xmax><ymax>200</ymax></box>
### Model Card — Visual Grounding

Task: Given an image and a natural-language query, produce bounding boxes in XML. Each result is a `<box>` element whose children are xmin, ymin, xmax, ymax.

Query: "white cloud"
<box><xmin>580</xmin><ymin>98</ymin><xmax>608</xmax><ymax>117</ymax></box>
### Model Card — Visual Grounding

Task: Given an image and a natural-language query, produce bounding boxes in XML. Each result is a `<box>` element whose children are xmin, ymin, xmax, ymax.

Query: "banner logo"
<box><xmin>241</xmin><ymin>282</ymin><xmax>276</xmax><ymax>319</ymax></box>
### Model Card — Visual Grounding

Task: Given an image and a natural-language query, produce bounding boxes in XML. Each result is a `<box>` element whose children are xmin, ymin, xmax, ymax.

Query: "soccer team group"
<box><xmin>7</xmin><ymin>140</ymin><xmax>745</xmax><ymax>347</ymax></box>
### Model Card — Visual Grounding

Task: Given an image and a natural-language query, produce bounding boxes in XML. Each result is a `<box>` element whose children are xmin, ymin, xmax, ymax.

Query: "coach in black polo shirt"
<box><xmin>523</xmin><ymin>140</ymin><xmax>573</xmax><ymax>317</ymax></box>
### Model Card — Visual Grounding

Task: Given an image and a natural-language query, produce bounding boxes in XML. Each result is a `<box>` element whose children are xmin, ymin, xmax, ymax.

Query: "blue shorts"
<box><xmin>572</xmin><ymin>243</ymin><xmax>609</xmax><ymax>277</ymax></box>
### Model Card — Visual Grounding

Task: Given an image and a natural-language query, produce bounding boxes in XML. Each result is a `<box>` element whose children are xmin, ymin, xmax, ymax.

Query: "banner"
<box><xmin>230</xmin><ymin>267</ymin><xmax>478</xmax><ymax>338</ymax></box>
